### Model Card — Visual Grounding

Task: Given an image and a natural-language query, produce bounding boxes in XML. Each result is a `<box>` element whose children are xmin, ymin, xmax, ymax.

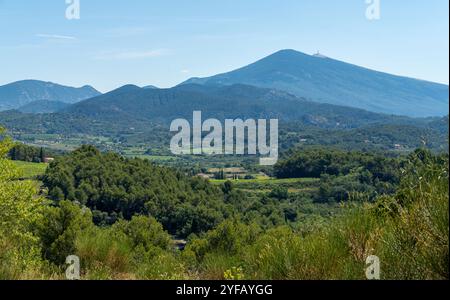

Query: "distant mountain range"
<box><xmin>1</xmin><ymin>48</ymin><xmax>448</xmax><ymax>138</ymax></box>
<box><xmin>60</xmin><ymin>83</ymin><xmax>415</xmax><ymax>128</ymax></box>
<box><xmin>0</xmin><ymin>49</ymin><xmax>448</xmax><ymax>154</ymax></box>
<box><xmin>2</xmin><ymin>50</ymin><xmax>447</xmax><ymax>118</ymax></box>
<box><xmin>182</xmin><ymin>50</ymin><xmax>449</xmax><ymax>117</ymax></box>
<box><xmin>0</xmin><ymin>80</ymin><xmax>101</xmax><ymax>111</ymax></box>
<box><xmin>1</xmin><ymin>81</ymin><xmax>447</xmax><ymax>153</ymax></box>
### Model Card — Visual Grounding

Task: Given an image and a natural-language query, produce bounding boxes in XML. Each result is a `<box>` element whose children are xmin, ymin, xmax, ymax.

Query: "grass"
<box><xmin>210</xmin><ymin>177</ymin><xmax>320</xmax><ymax>194</ymax></box>
<box><xmin>11</xmin><ymin>161</ymin><xmax>48</xmax><ymax>179</ymax></box>
<box><xmin>210</xmin><ymin>177</ymin><xmax>318</xmax><ymax>184</ymax></box>
<box><xmin>131</xmin><ymin>155</ymin><xmax>176</xmax><ymax>162</ymax></box>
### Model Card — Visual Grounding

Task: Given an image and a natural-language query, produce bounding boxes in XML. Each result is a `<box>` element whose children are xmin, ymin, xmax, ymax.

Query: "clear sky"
<box><xmin>0</xmin><ymin>0</ymin><xmax>448</xmax><ymax>92</ymax></box>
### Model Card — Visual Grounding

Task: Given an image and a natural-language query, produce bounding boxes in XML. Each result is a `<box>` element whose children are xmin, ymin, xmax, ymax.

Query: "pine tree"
<box><xmin>39</xmin><ymin>147</ymin><xmax>45</xmax><ymax>163</ymax></box>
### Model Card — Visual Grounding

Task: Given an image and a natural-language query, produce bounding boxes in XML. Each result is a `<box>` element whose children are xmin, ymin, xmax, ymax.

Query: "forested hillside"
<box><xmin>42</xmin><ymin>146</ymin><xmax>228</xmax><ymax>236</ymax></box>
<box><xmin>1</xmin><ymin>126</ymin><xmax>448</xmax><ymax>279</ymax></box>
<box><xmin>18</xmin><ymin>100</ymin><xmax>69</xmax><ymax>114</ymax></box>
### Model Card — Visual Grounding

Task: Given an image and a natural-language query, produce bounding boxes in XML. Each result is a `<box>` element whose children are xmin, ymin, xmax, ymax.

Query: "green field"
<box><xmin>12</xmin><ymin>161</ymin><xmax>48</xmax><ymax>179</ymax></box>
<box><xmin>210</xmin><ymin>177</ymin><xmax>318</xmax><ymax>184</ymax></box>
<box><xmin>210</xmin><ymin>177</ymin><xmax>320</xmax><ymax>194</ymax></box>
<box><xmin>129</xmin><ymin>155</ymin><xmax>177</xmax><ymax>162</ymax></box>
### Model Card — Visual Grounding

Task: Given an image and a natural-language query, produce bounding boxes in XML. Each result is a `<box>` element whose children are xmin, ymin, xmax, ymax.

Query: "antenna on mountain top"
<box><xmin>313</xmin><ymin>51</ymin><xmax>327</xmax><ymax>58</ymax></box>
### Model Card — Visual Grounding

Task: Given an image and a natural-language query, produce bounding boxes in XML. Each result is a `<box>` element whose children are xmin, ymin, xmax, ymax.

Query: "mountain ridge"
<box><xmin>181</xmin><ymin>49</ymin><xmax>449</xmax><ymax>117</ymax></box>
<box><xmin>59</xmin><ymin>83</ymin><xmax>420</xmax><ymax>129</ymax></box>
<box><xmin>0</xmin><ymin>80</ymin><xmax>101</xmax><ymax>111</ymax></box>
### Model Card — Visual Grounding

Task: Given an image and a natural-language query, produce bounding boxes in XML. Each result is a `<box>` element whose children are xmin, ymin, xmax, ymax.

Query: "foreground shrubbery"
<box><xmin>184</xmin><ymin>150</ymin><xmax>448</xmax><ymax>280</ymax></box>
<box><xmin>0</xmin><ymin>127</ymin><xmax>448</xmax><ymax>279</ymax></box>
<box><xmin>0</xmin><ymin>128</ymin><xmax>51</xmax><ymax>279</ymax></box>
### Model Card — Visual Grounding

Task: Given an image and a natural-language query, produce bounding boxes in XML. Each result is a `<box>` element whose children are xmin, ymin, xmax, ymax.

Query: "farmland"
<box><xmin>12</xmin><ymin>161</ymin><xmax>48</xmax><ymax>179</ymax></box>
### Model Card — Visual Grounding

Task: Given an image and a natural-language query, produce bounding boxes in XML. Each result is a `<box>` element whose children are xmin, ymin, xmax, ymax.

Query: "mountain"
<box><xmin>181</xmin><ymin>49</ymin><xmax>449</xmax><ymax>118</ymax></box>
<box><xmin>0</xmin><ymin>80</ymin><xmax>101</xmax><ymax>111</ymax></box>
<box><xmin>1</xmin><ymin>83</ymin><xmax>447</xmax><ymax>153</ymax></box>
<box><xmin>62</xmin><ymin>83</ymin><xmax>415</xmax><ymax>128</ymax></box>
<box><xmin>142</xmin><ymin>85</ymin><xmax>160</xmax><ymax>89</ymax></box>
<box><xmin>18</xmin><ymin>100</ymin><xmax>70</xmax><ymax>114</ymax></box>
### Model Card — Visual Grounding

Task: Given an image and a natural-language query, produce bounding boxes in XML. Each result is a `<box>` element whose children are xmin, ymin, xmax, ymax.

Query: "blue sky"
<box><xmin>0</xmin><ymin>0</ymin><xmax>448</xmax><ymax>92</ymax></box>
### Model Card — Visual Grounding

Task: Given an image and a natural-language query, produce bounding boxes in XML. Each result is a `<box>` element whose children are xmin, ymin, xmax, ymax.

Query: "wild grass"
<box><xmin>11</xmin><ymin>160</ymin><xmax>48</xmax><ymax>179</ymax></box>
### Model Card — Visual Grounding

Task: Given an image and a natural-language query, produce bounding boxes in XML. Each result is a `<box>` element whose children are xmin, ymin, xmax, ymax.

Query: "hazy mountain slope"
<box><xmin>18</xmin><ymin>100</ymin><xmax>70</xmax><ymax>114</ymax></box>
<box><xmin>181</xmin><ymin>50</ymin><xmax>449</xmax><ymax>117</ymax></box>
<box><xmin>142</xmin><ymin>85</ymin><xmax>160</xmax><ymax>89</ymax></box>
<box><xmin>0</xmin><ymin>80</ymin><xmax>101</xmax><ymax>111</ymax></box>
<box><xmin>62</xmin><ymin>83</ymin><xmax>416</xmax><ymax>128</ymax></box>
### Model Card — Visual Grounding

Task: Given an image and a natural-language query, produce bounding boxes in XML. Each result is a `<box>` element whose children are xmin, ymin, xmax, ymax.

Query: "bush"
<box><xmin>374</xmin><ymin>151</ymin><xmax>449</xmax><ymax>279</ymax></box>
<box><xmin>36</xmin><ymin>201</ymin><xmax>94</xmax><ymax>265</ymax></box>
<box><xmin>0</xmin><ymin>127</ymin><xmax>49</xmax><ymax>279</ymax></box>
<box><xmin>76</xmin><ymin>215</ymin><xmax>186</xmax><ymax>279</ymax></box>
<box><xmin>75</xmin><ymin>227</ymin><xmax>132</xmax><ymax>279</ymax></box>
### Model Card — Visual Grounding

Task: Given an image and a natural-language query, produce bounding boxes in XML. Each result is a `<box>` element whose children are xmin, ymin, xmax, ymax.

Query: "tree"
<box><xmin>36</xmin><ymin>201</ymin><xmax>93</xmax><ymax>265</ymax></box>
<box><xmin>42</xmin><ymin>145</ymin><xmax>227</xmax><ymax>237</ymax></box>
<box><xmin>112</xmin><ymin>216</ymin><xmax>171</xmax><ymax>252</ymax></box>
<box><xmin>39</xmin><ymin>147</ymin><xmax>45</xmax><ymax>163</ymax></box>
<box><xmin>49</xmin><ymin>187</ymin><xmax>65</xmax><ymax>201</ymax></box>
<box><xmin>0</xmin><ymin>127</ymin><xmax>46</xmax><ymax>278</ymax></box>
<box><xmin>269</xmin><ymin>186</ymin><xmax>289</xmax><ymax>200</ymax></box>
<box><xmin>222</xmin><ymin>180</ymin><xmax>233</xmax><ymax>194</ymax></box>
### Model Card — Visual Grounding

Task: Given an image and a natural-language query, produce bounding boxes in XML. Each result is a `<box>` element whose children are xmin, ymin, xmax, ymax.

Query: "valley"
<box><xmin>0</xmin><ymin>49</ymin><xmax>448</xmax><ymax>281</ymax></box>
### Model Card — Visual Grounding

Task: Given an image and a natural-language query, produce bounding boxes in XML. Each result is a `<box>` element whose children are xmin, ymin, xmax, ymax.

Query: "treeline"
<box><xmin>8</xmin><ymin>143</ymin><xmax>60</xmax><ymax>163</ymax></box>
<box><xmin>274</xmin><ymin>148</ymin><xmax>405</xmax><ymax>202</ymax></box>
<box><xmin>275</xmin><ymin>149</ymin><xmax>401</xmax><ymax>179</ymax></box>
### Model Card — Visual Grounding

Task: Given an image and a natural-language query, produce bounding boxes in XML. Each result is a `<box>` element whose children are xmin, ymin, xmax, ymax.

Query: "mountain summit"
<box><xmin>182</xmin><ymin>50</ymin><xmax>449</xmax><ymax>117</ymax></box>
<box><xmin>0</xmin><ymin>80</ymin><xmax>101</xmax><ymax>111</ymax></box>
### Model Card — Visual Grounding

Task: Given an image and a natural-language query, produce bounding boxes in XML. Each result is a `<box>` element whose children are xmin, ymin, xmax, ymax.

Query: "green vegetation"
<box><xmin>1</xmin><ymin>83</ymin><xmax>448</xmax><ymax>161</ymax></box>
<box><xmin>42</xmin><ymin>145</ymin><xmax>228</xmax><ymax>237</ymax></box>
<box><xmin>0</xmin><ymin>126</ymin><xmax>448</xmax><ymax>280</ymax></box>
<box><xmin>8</xmin><ymin>143</ymin><xmax>61</xmax><ymax>163</ymax></box>
<box><xmin>12</xmin><ymin>161</ymin><xmax>48</xmax><ymax>179</ymax></box>
<box><xmin>275</xmin><ymin>148</ymin><xmax>402</xmax><ymax>203</ymax></box>
<box><xmin>0</xmin><ymin>127</ymin><xmax>49</xmax><ymax>279</ymax></box>
<box><xmin>187</xmin><ymin>156</ymin><xmax>448</xmax><ymax>280</ymax></box>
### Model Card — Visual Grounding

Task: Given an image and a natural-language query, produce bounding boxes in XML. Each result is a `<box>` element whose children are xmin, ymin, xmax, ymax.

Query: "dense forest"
<box><xmin>1</xmin><ymin>126</ymin><xmax>448</xmax><ymax>279</ymax></box>
<box><xmin>274</xmin><ymin>148</ymin><xmax>402</xmax><ymax>202</ymax></box>
<box><xmin>43</xmin><ymin>145</ymin><xmax>227</xmax><ymax>236</ymax></box>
